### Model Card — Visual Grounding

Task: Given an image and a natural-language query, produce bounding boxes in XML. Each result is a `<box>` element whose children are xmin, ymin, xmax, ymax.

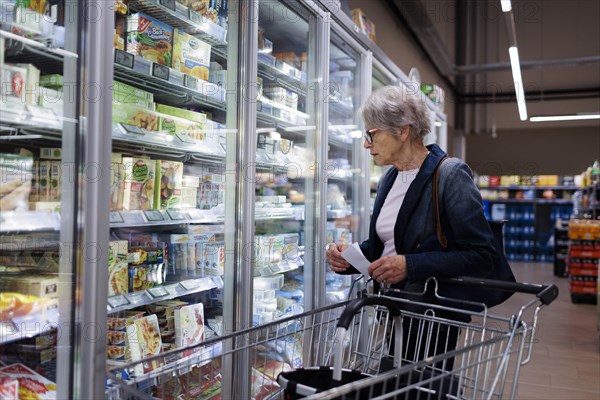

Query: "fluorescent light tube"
<box><xmin>501</xmin><ymin>0</ymin><xmax>512</xmax><ymax>12</ymax></box>
<box><xmin>509</xmin><ymin>46</ymin><xmax>527</xmax><ymax>121</ymax></box>
<box><xmin>530</xmin><ymin>114</ymin><xmax>600</xmax><ymax>122</ymax></box>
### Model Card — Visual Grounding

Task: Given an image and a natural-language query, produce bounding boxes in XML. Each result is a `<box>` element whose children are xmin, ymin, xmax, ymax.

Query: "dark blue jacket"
<box><xmin>351</xmin><ymin>144</ymin><xmax>496</xmax><ymax>288</ymax></box>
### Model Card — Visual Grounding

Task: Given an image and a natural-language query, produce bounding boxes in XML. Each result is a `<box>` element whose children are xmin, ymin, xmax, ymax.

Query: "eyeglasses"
<box><xmin>364</xmin><ymin>128</ymin><xmax>380</xmax><ymax>144</ymax></box>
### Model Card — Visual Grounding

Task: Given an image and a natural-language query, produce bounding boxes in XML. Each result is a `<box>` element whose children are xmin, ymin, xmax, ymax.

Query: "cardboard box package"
<box><xmin>351</xmin><ymin>8</ymin><xmax>376</xmax><ymax>42</ymax></box>
<box><xmin>127</xmin><ymin>12</ymin><xmax>174</xmax><ymax>67</ymax></box>
<box><xmin>173</xmin><ymin>29</ymin><xmax>211</xmax><ymax>80</ymax></box>
<box><xmin>108</xmin><ymin>240</ymin><xmax>129</xmax><ymax>296</ymax></box>
<box><xmin>122</xmin><ymin>157</ymin><xmax>156</xmax><ymax>210</ymax></box>
<box><xmin>155</xmin><ymin>160</ymin><xmax>184</xmax><ymax>209</ymax></box>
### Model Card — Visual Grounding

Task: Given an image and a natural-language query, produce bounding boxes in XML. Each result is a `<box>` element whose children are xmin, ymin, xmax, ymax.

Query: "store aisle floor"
<box><xmin>492</xmin><ymin>262</ymin><xmax>599</xmax><ymax>399</ymax></box>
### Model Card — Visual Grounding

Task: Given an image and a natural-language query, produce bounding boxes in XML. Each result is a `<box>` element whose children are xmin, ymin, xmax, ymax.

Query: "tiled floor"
<box><xmin>493</xmin><ymin>262</ymin><xmax>599</xmax><ymax>399</ymax></box>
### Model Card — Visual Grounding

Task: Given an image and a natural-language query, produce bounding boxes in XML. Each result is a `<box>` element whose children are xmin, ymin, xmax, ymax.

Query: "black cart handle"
<box><xmin>336</xmin><ymin>296</ymin><xmax>402</xmax><ymax>330</ymax></box>
<box><xmin>441</xmin><ymin>277</ymin><xmax>559</xmax><ymax>305</ymax></box>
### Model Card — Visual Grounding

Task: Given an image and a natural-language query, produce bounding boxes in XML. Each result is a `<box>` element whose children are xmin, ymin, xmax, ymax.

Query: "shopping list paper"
<box><xmin>341</xmin><ymin>242</ymin><xmax>371</xmax><ymax>277</ymax></box>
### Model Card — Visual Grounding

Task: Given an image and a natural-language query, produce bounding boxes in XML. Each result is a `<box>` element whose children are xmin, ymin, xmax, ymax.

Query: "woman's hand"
<box><xmin>368</xmin><ymin>255</ymin><xmax>407</xmax><ymax>284</ymax></box>
<box><xmin>326</xmin><ymin>243</ymin><xmax>350</xmax><ymax>273</ymax></box>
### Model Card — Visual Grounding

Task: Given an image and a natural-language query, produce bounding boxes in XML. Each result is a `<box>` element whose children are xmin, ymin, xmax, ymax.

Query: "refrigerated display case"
<box><xmin>2</xmin><ymin>0</ymin><xmax>448</xmax><ymax>398</ymax></box>
<box><xmin>0</xmin><ymin>0</ymin><xmax>110</xmax><ymax>398</ymax></box>
<box><xmin>104</xmin><ymin>0</ymin><xmax>241</xmax><ymax>398</ymax></box>
<box><xmin>324</xmin><ymin>29</ymin><xmax>369</xmax><ymax>302</ymax></box>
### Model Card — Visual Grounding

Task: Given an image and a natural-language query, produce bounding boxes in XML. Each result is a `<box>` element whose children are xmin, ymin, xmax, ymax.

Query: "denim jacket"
<box><xmin>353</xmin><ymin>144</ymin><xmax>496</xmax><ymax>287</ymax></box>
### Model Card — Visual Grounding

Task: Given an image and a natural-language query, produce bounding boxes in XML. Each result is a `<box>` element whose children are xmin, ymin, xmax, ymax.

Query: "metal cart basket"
<box><xmin>106</xmin><ymin>277</ymin><xmax>558</xmax><ymax>399</ymax></box>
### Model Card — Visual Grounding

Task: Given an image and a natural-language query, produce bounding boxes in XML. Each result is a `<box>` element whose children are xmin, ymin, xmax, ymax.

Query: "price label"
<box><xmin>108</xmin><ymin>295</ymin><xmax>130</xmax><ymax>308</ymax></box>
<box><xmin>122</xmin><ymin>211</ymin><xmax>146</xmax><ymax>225</ymax></box>
<box><xmin>180</xmin><ymin>279</ymin><xmax>201</xmax><ymax>291</ymax></box>
<box><xmin>159</xmin><ymin>0</ymin><xmax>176</xmax><ymax>11</ymax></box>
<box><xmin>144</xmin><ymin>210</ymin><xmax>164</xmax><ymax>222</ymax></box>
<box><xmin>184</xmin><ymin>74</ymin><xmax>198</xmax><ymax>90</ymax></box>
<box><xmin>114</xmin><ymin>49</ymin><xmax>134</xmax><ymax>69</ymax></box>
<box><xmin>148</xmin><ymin>287</ymin><xmax>169</xmax><ymax>298</ymax></box>
<box><xmin>120</xmin><ymin>123</ymin><xmax>144</xmax><ymax>135</ymax></box>
<box><xmin>167</xmin><ymin>210</ymin><xmax>188</xmax><ymax>221</ymax></box>
<box><xmin>189</xmin><ymin>8</ymin><xmax>205</xmax><ymax>24</ymax></box>
<box><xmin>109</xmin><ymin>211</ymin><xmax>124</xmax><ymax>224</ymax></box>
<box><xmin>186</xmin><ymin>209</ymin><xmax>205</xmax><ymax>220</ymax></box>
<box><xmin>152</xmin><ymin>63</ymin><xmax>170</xmax><ymax>80</ymax></box>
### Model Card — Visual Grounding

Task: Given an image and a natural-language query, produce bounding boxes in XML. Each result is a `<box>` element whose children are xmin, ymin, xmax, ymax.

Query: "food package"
<box><xmin>107</xmin><ymin>311</ymin><xmax>144</xmax><ymax>331</ymax></box>
<box><xmin>127</xmin><ymin>12</ymin><xmax>174</xmax><ymax>67</ymax></box>
<box><xmin>199</xmin><ymin>241</ymin><xmax>224</xmax><ymax>276</ymax></box>
<box><xmin>188</xmin><ymin>0</ymin><xmax>228</xmax><ymax>28</ymax></box>
<box><xmin>0</xmin><ymin>373</ymin><xmax>18</xmax><ymax>400</ymax></box>
<box><xmin>16</xmin><ymin>63</ymin><xmax>40</xmax><ymax>105</ymax></box>
<box><xmin>0</xmin><ymin>154</ymin><xmax>33</xmax><ymax>211</ymax></box>
<box><xmin>173</xmin><ymin>29</ymin><xmax>211</xmax><ymax>80</ymax></box>
<box><xmin>112</xmin><ymin>103</ymin><xmax>158</xmax><ymax>131</ymax></box>
<box><xmin>122</xmin><ymin>157</ymin><xmax>156</xmax><ymax>210</ymax></box>
<box><xmin>174</xmin><ymin>303</ymin><xmax>204</xmax><ymax>356</ymax></box>
<box><xmin>0</xmin><ymin>274</ymin><xmax>58</xmax><ymax>298</ymax></box>
<box><xmin>48</xmin><ymin>160</ymin><xmax>60</xmax><ymax>201</ymax></box>
<box><xmin>110</xmin><ymin>161</ymin><xmax>125</xmax><ymax>211</ymax></box>
<box><xmin>156</xmin><ymin>103</ymin><xmax>207</xmax><ymax>139</ymax></box>
<box><xmin>351</xmin><ymin>8</ymin><xmax>376</xmax><ymax>41</ymax></box>
<box><xmin>0</xmin><ymin>292</ymin><xmax>44</xmax><ymax>321</ymax></box>
<box><xmin>0</xmin><ymin>363</ymin><xmax>56</xmax><ymax>400</ymax></box>
<box><xmin>126</xmin><ymin>314</ymin><xmax>165</xmax><ymax>376</ymax></box>
<box><xmin>155</xmin><ymin>160</ymin><xmax>183</xmax><ymax>209</ymax></box>
<box><xmin>108</xmin><ymin>240</ymin><xmax>129</xmax><ymax>296</ymax></box>
<box><xmin>1</xmin><ymin>64</ymin><xmax>27</xmax><ymax>103</ymax></box>
<box><xmin>113</xmin><ymin>80</ymin><xmax>154</xmax><ymax>102</ymax></box>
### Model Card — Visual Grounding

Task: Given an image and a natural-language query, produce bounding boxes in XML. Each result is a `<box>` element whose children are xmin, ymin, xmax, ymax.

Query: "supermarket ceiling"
<box><xmin>388</xmin><ymin>0</ymin><xmax>600</xmax><ymax>104</ymax></box>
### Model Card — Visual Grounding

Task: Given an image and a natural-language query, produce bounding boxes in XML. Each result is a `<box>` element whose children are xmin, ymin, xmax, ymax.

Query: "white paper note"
<box><xmin>341</xmin><ymin>242</ymin><xmax>371</xmax><ymax>277</ymax></box>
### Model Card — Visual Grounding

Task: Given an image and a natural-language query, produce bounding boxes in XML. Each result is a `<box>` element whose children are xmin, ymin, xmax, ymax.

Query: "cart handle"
<box><xmin>441</xmin><ymin>277</ymin><xmax>559</xmax><ymax>306</ymax></box>
<box><xmin>336</xmin><ymin>296</ymin><xmax>402</xmax><ymax>330</ymax></box>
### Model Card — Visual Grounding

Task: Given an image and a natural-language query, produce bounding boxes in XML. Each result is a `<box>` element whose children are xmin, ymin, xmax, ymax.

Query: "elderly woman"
<box><xmin>326</xmin><ymin>85</ymin><xmax>497</xmax><ymax>367</ymax></box>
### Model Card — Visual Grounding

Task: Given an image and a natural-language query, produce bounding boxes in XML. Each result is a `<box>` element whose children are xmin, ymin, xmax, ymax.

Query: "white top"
<box><xmin>376</xmin><ymin>169</ymin><xmax>419</xmax><ymax>257</ymax></box>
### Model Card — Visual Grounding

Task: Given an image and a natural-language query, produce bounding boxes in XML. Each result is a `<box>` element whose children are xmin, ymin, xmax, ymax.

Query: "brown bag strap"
<box><xmin>433</xmin><ymin>156</ymin><xmax>449</xmax><ymax>248</ymax></box>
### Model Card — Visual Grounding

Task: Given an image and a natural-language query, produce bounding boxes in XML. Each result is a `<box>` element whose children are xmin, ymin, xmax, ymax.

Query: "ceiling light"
<box><xmin>530</xmin><ymin>114</ymin><xmax>600</xmax><ymax>122</ymax></box>
<box><xmin>501</xmin><ymin>0</ymin><xmax>512</xmax><ymax>12</ymax></box>
<box><xmin>508</xmin><ymin>47</ymin><xmax>527</xmax><ymax>121</ymax></box>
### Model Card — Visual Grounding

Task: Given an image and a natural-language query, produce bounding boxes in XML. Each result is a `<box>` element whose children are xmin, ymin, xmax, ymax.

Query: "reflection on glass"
<box><xmin>325</xmin><ymin>34</ymin><xmax>362</xmax><ymax>302</ymax></box>
<box><xmin>254</xmin><ymin>0</ymin><xmax>312</xmax><ymax>329</ymax></box>
<box><xmin>105</xmin><ymin>0</ymin><xmax>232</xmax><ymax>398</ymax></box>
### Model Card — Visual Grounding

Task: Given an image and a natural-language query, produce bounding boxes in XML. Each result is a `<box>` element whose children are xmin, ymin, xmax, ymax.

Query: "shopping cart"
<box><xmin>280</xmin><ymin>277</ymin><xmax>559</xmax><ymax>400</ymax></box>
<box><xmin>105</xmin><ymin>276</ymin><xmax>558</xmax><ymax>400</ymax></box>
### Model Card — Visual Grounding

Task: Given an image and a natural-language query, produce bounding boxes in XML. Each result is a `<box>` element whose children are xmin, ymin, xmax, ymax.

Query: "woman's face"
<box><xmin>363</xmin><ymin>126</ymin><xmax>407</xmax><ymax>166</ymax></box>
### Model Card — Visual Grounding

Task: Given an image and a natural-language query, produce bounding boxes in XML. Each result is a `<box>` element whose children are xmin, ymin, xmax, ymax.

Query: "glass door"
<box><xmin>253</xmin><ymin>0</ymin><xmax>319</xmax><ymax>324</ymax></box>
<box><xmin>104</xmin><ymin>0</ymin><xmax>237</xmax><ymax>398</ymax></box>
<box><xmin>325</xmin><ymin>31</ymin><xmax>367</xmax><ymax>302</ymax></box>
<box><xmin>0</xmin><ymin>0</ymin><xmax>85</xmax><ymax>398</ymax></box>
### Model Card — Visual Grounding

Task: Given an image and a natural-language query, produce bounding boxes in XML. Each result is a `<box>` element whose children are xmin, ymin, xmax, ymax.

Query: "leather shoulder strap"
<box><xmin>433</xmin><ymin>156</ymin><xmax>449</xmax><ymax>248</ymax></box>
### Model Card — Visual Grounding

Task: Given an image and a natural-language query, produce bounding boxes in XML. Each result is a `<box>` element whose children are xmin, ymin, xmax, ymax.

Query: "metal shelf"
<box><xmin>0</xmin><ymin>101</ymin><xmax>63</xmax><ymax>133</ymax></box>
<box><xmin>329</xmin><ymin>98</ymin><xmax>354</xmax><ymax>118</ymax></box>
<box><xmin>107</xmin><ymin>276</ymin><xmax>222</xmax><ymax>314</ymax></box>
<box><xmin>109</xmin><ymin>209</ymin><xmax>222</xmax><ymax>229</ymax></box>
<box><xmin>113</xmin><ymin>50</ymin><xmax>226</xmax><ymax>112</ymax></box>
<box><xmin>112</xmin><ymin>123</ymin><xmax>226</xmax><ymax>163</ymax></box>
<box><xmin>128</xmin><ymin>0</ymin><xmax>227</xmax><ymax>45</ymax></box>
<box><xmin>0</xmin><ymin>211</ymin><xmax>61</xmax><ymax>233</ymax></box>
<box><xmin>257</xmin><ymin>53</ymin><xmax>307</xmax><ymax>97</ymax></box>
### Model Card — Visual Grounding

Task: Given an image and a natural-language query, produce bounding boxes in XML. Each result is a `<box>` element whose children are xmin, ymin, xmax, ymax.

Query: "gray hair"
<box><xmin>360</xmin><ymin>85</ymin><xmax>431</xmax><ymax>141</ymax></box>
